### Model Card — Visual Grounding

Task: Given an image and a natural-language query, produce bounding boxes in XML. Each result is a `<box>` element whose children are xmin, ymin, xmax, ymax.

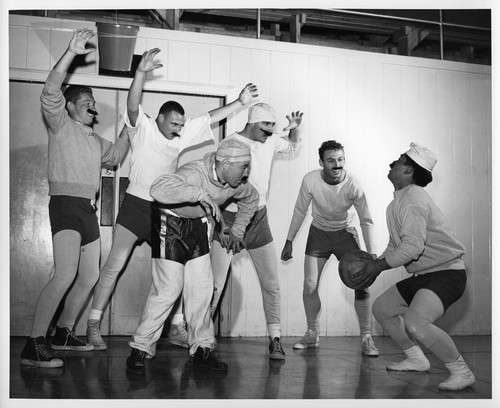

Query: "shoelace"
<box><xmin>177</xmin><ymin>323</ymin><xmax>188</xmax><ymax>336</ymax></box>
<box><xmin>66</xmin><ymin>330</ymin><xmax>86</xmax><ymax>345</ymax></box>
<box><xmin>35</xmin><ymin>343</ymin><xmax>53</xmax><ymax>360</ymax></box>
<box><xmin>272</xmin><ymin>339</ymin><xmax>284</xmax><ymax>353</ymax></box>
<box><xmin>304</xmin><ymin>330</ymin><xmax>317</xmax><ymax>340</ymax></box>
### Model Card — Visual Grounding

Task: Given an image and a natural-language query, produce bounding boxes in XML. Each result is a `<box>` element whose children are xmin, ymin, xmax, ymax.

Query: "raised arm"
<box><xmin>283</xmin><ymin>111</ymin><xmax>304</xmax><ymax>143</ymax></box>
<box><xmin>208</xmin><ymin>83</ymin><xmax>258</xmax><ymax>124</ymax></box>
<box><xmin>52</xmin><ymin>28</ymin><xmax>95</xmax><ymax>75</ymax></box>
<box><xmin>127</xmin><ymin>48</ymin><xmax>163</xmax><ymax>126</ymax></box>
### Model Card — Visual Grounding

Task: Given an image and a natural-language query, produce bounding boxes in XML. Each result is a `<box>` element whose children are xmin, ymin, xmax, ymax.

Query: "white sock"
<box><xmin>268</xmin><ymin>323</ymin><xmax>281</xmax><ymax>339</ymax></box>
<box><xmin>171</xmin><ymin>314</ymin><xmax>184</xmax><ymax>325</ymax></box>
<box><xmin>89</xmin><ymin>309</ymin><xmax>103</xmax><ymax>321</ymax></box>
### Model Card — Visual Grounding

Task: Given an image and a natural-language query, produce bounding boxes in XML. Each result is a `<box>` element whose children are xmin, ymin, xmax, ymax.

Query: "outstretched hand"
<box><xmin>138</xmin><ymin>48</ymin><xmax>163</xmax><ymax>73</ymax></box>
<box><xmin>283</xmin><ymin>111</ymin><xmax>304</xmax><ymax>132</ymax></box>
<box><xmin>238</xmin><ymin>83</ymin><xmax>259</xmax><ymax>105</ymax></box>
<box><xmin>68</xmin><ymin>28</ymin><xmax>95</xmax><ymax>55</ymax></box>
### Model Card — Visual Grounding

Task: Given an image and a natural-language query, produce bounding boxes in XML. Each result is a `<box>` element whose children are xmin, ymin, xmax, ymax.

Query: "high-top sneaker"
<box><xmin>21</xmin><ymin>336</ymin><xmax>64</xmax><ymax>368</ymax></box>
<box><xmin>50</xmin><ymin>326</ymin><xmax>94</xmax><ymax>351</ymax></box>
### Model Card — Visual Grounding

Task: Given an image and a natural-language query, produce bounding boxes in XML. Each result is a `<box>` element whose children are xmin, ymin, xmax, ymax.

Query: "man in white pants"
<box><xmin>126</xmin><ymin>138</ymin><xmax>258</xmax><ymax>375</ymax></box>
<box><xmin>86</xmin><ymin>48</ymin><xmax>257</xmax><ymax>350</ymax></box>
<box><xmin>281</xmin><ymin>140</ymin><xmax>379</xmax><ymax>356</ymax></box>
<box><xmin>210</xmin><ymin>103</ymin><xmax>303</xmax><ymax>360</ymax></box>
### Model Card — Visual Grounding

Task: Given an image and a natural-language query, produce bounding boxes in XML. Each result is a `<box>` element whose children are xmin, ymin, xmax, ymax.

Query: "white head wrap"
<box><xmin>215</xmin><ymin>139</ymin><xmax>251</xmax><ymax>162</ymax></box>
<box><xmin>248</xmin><ymin>103</ymin><xmax>277</xmax><ymax>126</ymax></box>
<box><xmin>405</xmin><ymin>142</ymin><xmax>437</xmax><ymax>172</ymax></box>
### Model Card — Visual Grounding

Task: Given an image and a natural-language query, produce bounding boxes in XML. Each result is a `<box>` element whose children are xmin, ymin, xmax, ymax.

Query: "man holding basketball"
<box><xmin>351</xmin><ymin>143</ymin><xmax>475</xmax><ymax>391</ymax></box>
<box><xmin>280</xmin><ymin>140</ymin><xmax>379</xmax><ymax>355</ymax></box>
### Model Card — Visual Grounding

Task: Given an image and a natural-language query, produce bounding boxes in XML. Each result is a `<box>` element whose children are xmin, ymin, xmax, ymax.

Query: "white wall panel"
<box><xmin>209</xmin><ymin>45</ymin><xmax>231</xmax><ymax>86</ymax></box>
<box><xmin>9</xmin><ymin>25</ymin><xmax>27</xmax><ymax>69</ymax></box>
<box><xmin>167</xmin><ymin>40</ymin><xmax>189</xmax><ymax>82</ymax></box>
<box><xmin>9</xmin><ymin>14</ymin><xmax>492</xmax><ymax>337</ymax></box>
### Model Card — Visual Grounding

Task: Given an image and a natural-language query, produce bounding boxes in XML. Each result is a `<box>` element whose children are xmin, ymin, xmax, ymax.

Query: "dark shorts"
<box><xmin>115</xmin><ymin>193</ymin><xmax>153</xmax><ymax>243</ymax></box>
<box><xmin>305</xmin><ymin>224</ymin><xmax>360</xmax><ymax>259</ymax></box>
<box><xmin>48</xmin><ymin>195</ymin><xmax>100</xmax><ymax>246</ymax></box>
<box><xmin>212</xmin><ymin>206</ymin><xmax>273</xmax><ymax>250</ymax></box>
<box><xmin>396</xmin><ymin>269</ymin><xmax>467</xmax><ymax>312</ymax></box>
<box><xmin>151</xmin><ymin>206</ymin><xmax>210</xmax><ymax>264</ymax></box>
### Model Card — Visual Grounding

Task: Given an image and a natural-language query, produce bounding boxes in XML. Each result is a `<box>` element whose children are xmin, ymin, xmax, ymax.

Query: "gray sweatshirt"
<box><xmin>150</xmin><ymin>152</ymin><xmax>259</xmax><ymax>238</ymax></box>
<box><xmin>41</xmin><ymin>70</ymin><xmax>129</xmax><ymax>200</ymax></box>
<box><xmin>381</xmin><ymin>184</ymin><xmax>466</xmax><ymax>274</ymax></box>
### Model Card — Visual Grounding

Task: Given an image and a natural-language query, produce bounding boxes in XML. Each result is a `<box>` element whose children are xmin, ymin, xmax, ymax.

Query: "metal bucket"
<box><xmin>96</xmin><ymin>22</ymin><xmax>139</xmax><ymax>72</ymax></box>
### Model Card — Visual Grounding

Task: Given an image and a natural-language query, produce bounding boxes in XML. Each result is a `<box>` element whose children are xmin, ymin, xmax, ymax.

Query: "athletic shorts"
<box><xmin>115</xmin><ymin>193</ymin><xmax>153</xmax><ymax>243</ymax></box>
<box><xmin>305</xmin><ymin>224</ymin><xmax>360</xmax><ymax>259</ymax></box>
<box><xmin>151</xmin><ymin>206</ymin><xmax>210</xmax><ymax>264</ymax></box>
<box><xmin>48</xmin><ymin>195</ymin><xmax>100</xmax><ymax>246</ymax></box>
<box><xmin>396</xmin><ymin>269</ymin><xmax>467</xmax><ymax>312</ymax></box>
<box><xmin>212</xmin><ymin>206</ymin><xmax>273</xmax><ymax>250</ymax></box>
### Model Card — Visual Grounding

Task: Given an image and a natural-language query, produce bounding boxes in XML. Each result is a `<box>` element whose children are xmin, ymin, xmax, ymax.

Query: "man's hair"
<box><xmin>158</xmin><ymin>100</ymin><xmax>185</xmax><ymax>117</ymax></box>
<box><xmin>404</xmin><ymin>154</ymin><xmax>433</xmax><ymax>187</ymax></box>
<box><xmin>318</xmin><ymin>140</ymin><xmax>344</xmax><ymax>161</ymax></box>
<box><xmin>63</xmin><ymin>85</ymin><xmax>93</xmax><ymax>105</ymax></box>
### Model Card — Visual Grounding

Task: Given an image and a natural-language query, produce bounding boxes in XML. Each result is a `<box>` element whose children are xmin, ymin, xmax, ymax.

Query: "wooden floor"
<box><xmin>8</xmin><ymin>335</ymin><xmax>492</xmax><ymax>404</ymax></box>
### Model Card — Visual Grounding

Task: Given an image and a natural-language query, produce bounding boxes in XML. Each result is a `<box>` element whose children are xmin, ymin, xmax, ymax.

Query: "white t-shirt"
<box><xmin>224</xmin><ymin>132</ymin><xmax>297</xmax><ymax>209</ymax></box>
<box><xmin>124</xmin><ymin>105</ymin><xmax>213</xmax><ymax>201</ymax></box>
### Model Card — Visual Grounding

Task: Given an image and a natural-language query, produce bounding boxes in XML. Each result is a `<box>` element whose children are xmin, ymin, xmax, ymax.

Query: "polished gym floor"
<box><xmin>9</xmin><ymin>335</ymin><xmax>491</xmax><ymax>402</ymax></box>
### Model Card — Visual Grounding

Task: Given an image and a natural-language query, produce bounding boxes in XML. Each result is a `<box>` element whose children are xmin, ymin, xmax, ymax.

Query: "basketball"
<box><xmin>339</xmin><ymin>250</ymin><xmax>374</xmax><ymax>290</ymax></box>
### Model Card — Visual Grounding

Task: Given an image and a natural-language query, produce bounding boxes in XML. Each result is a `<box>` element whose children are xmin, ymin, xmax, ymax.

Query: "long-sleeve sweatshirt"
<box><xmin>41</xmin><ymin>70</ymin><xmax>129</xmax><ymax>200</ymax></box>
<box><xmin>286</xmin><ymin>170</ymin><xmax>376</xmax><ymax>254</ymax></box>
<box><xmin>150</xmin><ymin>152</ymin><xmax>259</xmax><ymax>238</ymax></box>
<box><xmin>381</xmin><ymin>184</ymin><xmax>466</xmax><ymax>274</ymax></box>
<box><xmin>124</xmin><ymin>104</ymin><xmax>213</xmax><ymax>201</ymax></box>
<box><xmin>223</xmin><ymin>132</ymin><xmax>298</xmax><ymax>210</ymax></box>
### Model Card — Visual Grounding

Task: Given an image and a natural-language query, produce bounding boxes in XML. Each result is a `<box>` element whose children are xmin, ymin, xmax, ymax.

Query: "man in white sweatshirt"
<box><xmin>126</xmin><ymin>138</ymin><xmax>258</xmax><ymax>375</ymax></box>
<box><xmin>86</xmin><ymin>48</ymin><xmax>257</xmax><ymax>350</ymax></box>
<box><xmin>351</xmin><ymin>142</ymin><xmax>475</xmax><ymax>391</ymax></box>
<box><xmin>281</xmin><ymin>140</ymin><xmax>379</xmax><ymax>356</ymax></box>
<box><xmin>210</xmin><ymin>103</ymin><xmax>303</xmax><ymax>360</ymax></box>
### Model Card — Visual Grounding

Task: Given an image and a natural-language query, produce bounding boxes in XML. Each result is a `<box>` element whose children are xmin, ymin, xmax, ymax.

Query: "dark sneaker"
<box><xmin>193</xmin><ymin>347</ymin><xmax>228</xmax><ymax>371</ymax></box>
<box><xmin>50</xmin><ymin>327</ymin><xmax>94</xmax><ymax>351</ymax></box>
<box><xmin>126</xmin><ymin>348</ymin><xmax>147</xmax><ymax>376</ymax></box>
<box><xmin>21</xmin><ymin>336</ymin><xmax>64</xmax><ymax>368</ymax></box>
<box><xmin>269</xmin><ymin>337</ymin><xmax>286</xmax><ymax>360</ymax></box>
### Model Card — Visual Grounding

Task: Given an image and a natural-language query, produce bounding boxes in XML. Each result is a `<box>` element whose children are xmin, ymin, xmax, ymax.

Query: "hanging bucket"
<box><xmin>96</xmin><ymin>22</ymin><xmax>139</xmax><ymax>72</ymax></box>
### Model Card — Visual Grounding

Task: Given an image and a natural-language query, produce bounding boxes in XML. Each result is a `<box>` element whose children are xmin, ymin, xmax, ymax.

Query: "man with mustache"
<box><xmin>350</xmin><ymin>143</ymin><xmax>475</xmax><ymax>391</ymax></box>
<box><xmin>126</xmin><ymin>138</ymin><xmax>258</xmax><ymax>374</ymax></box>
<box><xmin>86</xmin><ymin>48</ymin><xmax>258</xmax><ymax>350</ymax></box>
<box><xmin>21</xmin><ymin>29</ymin><xmax>130</xmax><ymax>368</ymax></box>
<box><xmin>280</xmin><ymin>140</ymin><xmax>379</xmax><ymax>355</ymax></box>
<box><xmin>210</xmin><ymin>103</ymin><xmax>303</xmax><ymax>360</ymax></box>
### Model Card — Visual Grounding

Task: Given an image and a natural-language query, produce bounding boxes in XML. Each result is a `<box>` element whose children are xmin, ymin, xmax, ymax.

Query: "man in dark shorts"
<box><xmin>20</xmin><ymin>29</ymin><xmax>129</xmax><ymax>368</ymax></box>
<box><xmin>280</xmin><ymin>140</ymin><xmax>379</xmax><ymax>355</ymax></box>
<box><xmin>125</xmin><ymin>139</ymin><xmax>258</xmax><ymax>375</ymax></box>
<box><xmin>86</xmin><ymin>48</ymin><xmax>258</xmax><ymax>350</ymax></box>
<box><xmin>351</xmin><ymin>142</ymin><xmax>475</xmax><ymax>391</ymax></box>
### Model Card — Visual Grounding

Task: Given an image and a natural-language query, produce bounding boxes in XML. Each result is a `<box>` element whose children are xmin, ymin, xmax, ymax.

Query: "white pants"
<box><xmin>130</xmin><ymin>253</ymin><xmax>215</xmax><ymax>357</ymax></box>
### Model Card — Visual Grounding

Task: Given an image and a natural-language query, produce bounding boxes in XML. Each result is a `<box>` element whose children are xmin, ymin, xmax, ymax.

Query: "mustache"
<box><xmin>172</xmin><ymin>132</ymin><xmax>181</xmax><ymax>137</ymax></box>
<box><xmin>87</xmin><ymin>108</ymin><xmax>98</xmax><ymax>115</ymax></box>
<box><xmin>331</xmin><ymin>167</ymin><xmax>343</xmax><ymax>170</ymax></box>
<box><xmin>261</xmin><ymin>129</ymin><xmax>273</xmax><ymax>136</ymax></box>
